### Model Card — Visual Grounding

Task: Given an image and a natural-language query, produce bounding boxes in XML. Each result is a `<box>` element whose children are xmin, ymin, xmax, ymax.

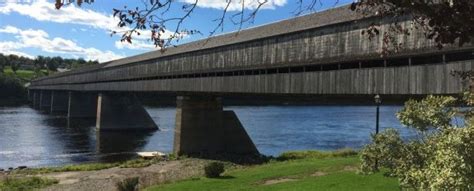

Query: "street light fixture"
<box><xmin>374</xmin><ymin>94</ymin><xmax>381</xmax><ymax>134</ymax></box>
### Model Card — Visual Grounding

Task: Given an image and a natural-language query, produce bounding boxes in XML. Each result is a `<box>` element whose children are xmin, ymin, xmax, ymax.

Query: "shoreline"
<box><xmin>1</xmin><ymin>157</ymin><xmax>216</xmax><ymax>191</ymax></box>
<box><xmin>0</xmin><ymin>150</ymin><xmax>361</xmax><ymax>191</ymax></box>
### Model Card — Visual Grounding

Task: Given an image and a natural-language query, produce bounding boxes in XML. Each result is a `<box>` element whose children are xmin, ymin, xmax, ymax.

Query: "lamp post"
<box><xmin>374</xmin><ymin>94</ymin><xmax>381</xmax><ymax>170</ymax></box>
<box><xmin>374</xmin><ymin>94</ymin><xmax>381</xmax><ymax>134</ymax></box>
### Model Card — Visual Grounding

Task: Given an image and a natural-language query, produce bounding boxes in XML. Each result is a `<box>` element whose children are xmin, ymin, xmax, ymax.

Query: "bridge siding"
<box><xmin>31</xmin><ymin>60</ymin><xmax>472</xmax><ymax>95</ymax></box>
<box><xmin>31</xmin><ymin>16</ymin><xmax>469</xmax><ymax>87</ymax></box>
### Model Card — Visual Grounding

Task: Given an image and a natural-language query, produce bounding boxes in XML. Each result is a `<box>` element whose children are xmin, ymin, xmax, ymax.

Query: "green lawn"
<box><xmin>3</xmin><ymin>67</ymin><xmax>35</xmax><ymax>80</ymax></box>
<box><xmin>3</xmin><ymin>67</ymin><xmax>48</xmax><ymax>82</ymax></box>
<box><xmin>145</xmin><ymin>156</ymin><xmax>399</xmax><ymax>191</ymax></box>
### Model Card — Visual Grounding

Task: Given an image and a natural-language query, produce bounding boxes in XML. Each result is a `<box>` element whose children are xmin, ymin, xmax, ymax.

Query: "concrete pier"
<box><xmin>68</xmin><ymin>91</ymin><xmax>97</xmax><ymax>118</ymax></box>
<box><xmin>27</xmin><ymin>90</ymin><xmax>32</xmax><ymax>102</ymax></box>
<box><xmin>50</xmin><ymin>91</ymin><xmax>69</xmax><ymax>114</ymax></box>
<box><xmin>173</xmin><ymin>96</ymin><xmax>258</xmax><ymax>156</ymax></box>
<box><xmin>32</xmin><ymin>91</ymin><xmax>40</xmax><ymax>109</ymax></box>
<box><xmin>96</xmin><ymin>93</ymin><xmax>158</xmax><ymax>131</ymax></box>
<box><xmin>39</xmin><ymin>91</ymin><xmax>52</xmax><ymax>111</ymax></box>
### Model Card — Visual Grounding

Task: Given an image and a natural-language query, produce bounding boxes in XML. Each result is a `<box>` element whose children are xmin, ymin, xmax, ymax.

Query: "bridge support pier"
<box><xmin>96</xmin><ymin>93</ymin><xmax>158</xmax><ymax>131</ymax></box>
<box><xmin>173</xmin><ymin>96</ymin><xmax>258</xmax><ymax>156</ymax></box>
<box><xmin>68</xmin><ymin>92</ymin><xmax>97</xmax><ymax>118</ymax></box>
<box><xmin>39</xmin><ymin>91</ymin><xmax>52</xmax><ymax>111</ymax></box>
<box><xmin>27</xmin><ymin>90</ymin><xmax>33</xmax><ymax>102</ymax></box>
<box><xmin>50</xmin><ymin>91</ymin><xmax>69</xmax><ymax>114</ymax></box>
<box><xmin>32</xmin><ymin>91</ymin><xmax>40</xmax><ymax>109</ymax></box>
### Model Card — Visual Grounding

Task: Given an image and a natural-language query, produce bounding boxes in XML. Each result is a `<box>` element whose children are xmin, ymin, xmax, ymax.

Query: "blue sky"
<box><xmin>0</xmin><ymin>0</ymin><xmax>353</xmax><ymax>62</ymax></box>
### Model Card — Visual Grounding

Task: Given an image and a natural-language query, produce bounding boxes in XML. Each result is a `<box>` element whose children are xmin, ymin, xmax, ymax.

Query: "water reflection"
<box><xmin>66</xmin><ymin>118</ymin><xmax>96</xmax><ymax>129</ymax></box>
<box><xmin>96</xmin><ymin>131</ymin><xmax>154</xmax><ymax>162</ymax></box>
<box><xmin>43</xmin><ymin>116</ymin><xmax>154</xmax><ymax>163</ymax></box>
<box><xmin>0</xmin><ymin>105</ymin><xmax>416</xmax><ymax>168</ymax></box>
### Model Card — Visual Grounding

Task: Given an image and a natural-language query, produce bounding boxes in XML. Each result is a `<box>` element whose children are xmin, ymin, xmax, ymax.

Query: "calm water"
<box><xmin>0</xmin><ymin>105</ymin><xmax>418</xmax><ymax>168</ymax></box>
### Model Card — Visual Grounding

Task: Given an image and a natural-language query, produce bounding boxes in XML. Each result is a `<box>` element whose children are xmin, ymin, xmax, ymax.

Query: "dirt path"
<box><xmin>35</xmin><ymin>159</ymin><xmax>210</xmax><ymax>191</ymax></box>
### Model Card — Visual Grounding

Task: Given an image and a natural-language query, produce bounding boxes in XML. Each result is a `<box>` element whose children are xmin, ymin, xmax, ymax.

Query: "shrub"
<box><xmin>397</xmin><ymin>95</ymin><xmax>457</xmax><ymax>131</ymax></box>
<box><xmin>204</xmin><ymin>162</ymin><xmax>225</xmax><ymax>178</ymax></box>
<box><xmin>360</xmin><ymin>94</ymin><xmax>474</xmax><ymax>190</ymax></box>
<box><xmin>422</xmin><ymin>127</ymin><xmax>474</xmax><ymax>189</ymax></box>
<box><xmin>0</xmin><ymin>74</ymin><xmax>26</xmax><ymax>99</ymax></box>
<box><xmin>167</xmin><ymin>153</ymin><xmax>178</xmax><ymax>160</ymax></box>
<box><xmin>116</xmin><ymin>177</ymin><xmax>139</xmax><ymax>191</ymax></box>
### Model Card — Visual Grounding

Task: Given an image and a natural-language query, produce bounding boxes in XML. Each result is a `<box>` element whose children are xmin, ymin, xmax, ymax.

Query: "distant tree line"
<box><xmin>0</xmin><ymin>53</ymin><xmax>99</xmax><ymax>104</ymax></box>
<box><xmin>0</xmin><ymin>53</ymin><xmax>99</xmax><ymax>74</ymax></box>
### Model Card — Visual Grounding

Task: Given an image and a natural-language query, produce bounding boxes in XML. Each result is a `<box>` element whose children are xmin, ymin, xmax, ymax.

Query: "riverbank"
<box><xmin>1</xmin><ymin>157</ymin><xmax>215</xmax><ymax>191</ymax></box>
<box><xmin>0</xmin><ymin>150</ymin><xmax>400</xmax><ymax>191</ymax></box>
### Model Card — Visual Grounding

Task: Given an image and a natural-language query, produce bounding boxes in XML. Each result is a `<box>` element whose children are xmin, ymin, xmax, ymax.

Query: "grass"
<box><xmin>3</xmin><ymin>67</ymin><xmax>37</xmax><ymax>81</ymax></box>
<box><xmin>119</xmin><ymin>158</ymin><xmax>158</xmax><ymax>168</ymax></box>
<box><xmin>0</xmin><ymin>177</ymin><xmax>58</xmax><ymax>191</ymax></box>
<box><xmin>14</xmin><ymin>163</ymin><xmax>119</xmax><ymax>175</ymax></box>
<box><xmin>277</xmin><ymin>148</ymin><xmax>358</xmax><ymax>161</ymax></box>
<box><xmin>145</xmin><ymin>150</ymin><xmax>399</xmax><ymax>191</ymax></box>
<box><xmin>4</xmin><ymin>150</ymin><xmax>400</xmax><ymax>190</ymax></box>
<box><xmin>2</xmin><ymin>67</ymin><xmax>49</xmax><ymax>83</ymax></box>
<box><xmin>116</xmin><ymin>177</ymin><xmax>140</xmax><ymax>191</ymax></box>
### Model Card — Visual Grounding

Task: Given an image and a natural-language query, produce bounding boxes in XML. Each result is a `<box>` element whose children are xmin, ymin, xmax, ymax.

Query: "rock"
<box><xmin>8</xmin><ymin>167</ymin><xmax>13</xmax><ymax>171</ymax></box>
<box><xmin>137</xmin><ymin>151</ymin><xmax>166</xmax><ymax>159</ymax></box>
<box><xmin>17</xmin><ymin>166</ymin><xmax>27</xmax><ymax>170</ymax></box>
<box><xmin>0</xmin><ymin>168</ymin><xmax>4</xmax><ymax>171</ymax></box>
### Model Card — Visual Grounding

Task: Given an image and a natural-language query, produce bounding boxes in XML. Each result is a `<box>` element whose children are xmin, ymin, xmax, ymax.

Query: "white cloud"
<box><xmin>0</xmin><ymin>25</ymin><xmax>21</xmax><ymax>33</ymax></box>
<box><xmin>0</xmin><ymin>0</ymin><xmax>177</xmax><ymax>51</ymax></box>
<box><xmin>0</xmin><ymin>25</ymin><xmax>123</xmax><ymax>62</ymax></box>
<box><xmin>0</xmin><ymin>38</ymin><xmax>33</xmax><ymax>58</ymax></box>
<box><xmin>0</xmin><ymin>49</ymin><xmax>34</xmax><ymax>59</ymax></box>
<box><xmin>0</xmin><ymin>0</ymin><xmax>117</xmax><ymax>32</ymax></box>
<box><xmin>180</xmin><ymin>0</ymin><xmax>287</xmax><ymax>11</ymax></box>
<box><xmin>0</xmin><ymin>41</ymin><xmax>25</xmax><ymax>50</ymax></box>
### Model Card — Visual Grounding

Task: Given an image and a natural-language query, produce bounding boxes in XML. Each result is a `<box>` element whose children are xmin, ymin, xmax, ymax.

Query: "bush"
<box><xmin>359</xmin><ymin>129</ymin><xmax>406</xmax><ymax>174</ymax></box>
<box><xmin>397</xmin><ymin>95</ymin><xmax>457</xmax><ymax>131</ymax></box>
<box><xmin>116</xmin><ymin>177</ymin><xmax>139</xmax><ymax>191</ymax></box>
<box><xmin>0</xmin><ymin>74</ymin><xmax>26</xmax><ymax>99</ymax></box>
<box><xmin>204</xmin><ymin>162</ymin><xmax>225</xmax><ymax>178</ymax></box>
<box><xmin>422</xmin><ymin>127</ymin><xmax>474</xmax><ymax>189</ymax></box>
<box><xmin>360</xmin><ymin>94</ymin><xmax>474</xmax><ymax>190</ymax></box>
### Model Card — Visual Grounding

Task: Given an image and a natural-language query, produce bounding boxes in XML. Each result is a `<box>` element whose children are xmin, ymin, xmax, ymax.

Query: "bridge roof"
<box><xmin>33</xmin><ymin>5</ymin><xmax>366</xmax><ymax>81</ymax></box>
<box><xmin>103</xmin><ymin>4</ymin><xmax>362</xmax><ymax>68</ymax></box>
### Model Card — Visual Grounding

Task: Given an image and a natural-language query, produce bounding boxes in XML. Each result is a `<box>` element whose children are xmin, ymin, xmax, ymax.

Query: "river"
<box><xmin>0</xmin><ymin>105</ymin><xmax>418</xmax><ymax>168</ymax></box>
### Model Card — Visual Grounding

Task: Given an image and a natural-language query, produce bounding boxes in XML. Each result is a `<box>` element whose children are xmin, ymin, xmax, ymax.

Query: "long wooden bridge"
<box><xmin>28</xmin><ymin>5</ymin><xmax>474</xmax><ymax>156</ymax></box>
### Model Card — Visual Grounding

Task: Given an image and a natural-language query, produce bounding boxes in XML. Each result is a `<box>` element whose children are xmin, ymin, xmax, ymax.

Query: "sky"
<box><xmin>0</xmin><ymin>0</ymin><xmax>354</xmax><ymax>62</ymax></box>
